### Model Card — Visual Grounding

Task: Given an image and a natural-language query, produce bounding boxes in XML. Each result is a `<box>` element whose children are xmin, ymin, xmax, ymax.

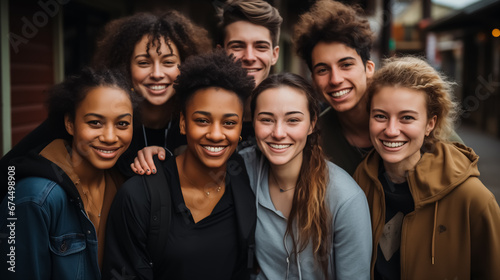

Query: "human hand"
<box><xmin>130</xmin><ymin>146</ymin><xmax>166</xmax><ymax>175</ymax></box>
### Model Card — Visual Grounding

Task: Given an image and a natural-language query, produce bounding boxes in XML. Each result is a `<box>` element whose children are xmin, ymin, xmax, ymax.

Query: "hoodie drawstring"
<box><xmin>431</xmin><ymin>201</ymin><xmax>438</xmax><ymax>265</ymax></box>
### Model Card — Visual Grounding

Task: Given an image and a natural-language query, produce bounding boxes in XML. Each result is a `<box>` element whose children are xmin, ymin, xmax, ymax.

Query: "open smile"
<box><xmin>381</xmin><ymin>140</ymin><xmax>406</xmax><ymax>148</ymax></box>
<box><xmin>145</xmin><ymin>83</ymin><xmax>171</xmax><ymax>93</ymax></box>
<box><xmin>92</xmin><ymin>146</ymin><xmax>121</xmax><ymax>158</ymax></box>
<box><xmin>202</xmin><ymin>145</ymin><xmax>228</xmax><ymax>155</ymax></box>
<box><xmin>328</xmin><ymin>88</ymin><xmax>351</xmax><ymax>98</ymax></box>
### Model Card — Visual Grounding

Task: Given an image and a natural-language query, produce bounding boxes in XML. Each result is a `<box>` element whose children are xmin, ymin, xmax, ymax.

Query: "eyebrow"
<box><xmin>226</xmin><ymin>40</ymin><xmax>271</xmax><ymax>46</ymax></box>
<box><xmin>257</xmin><ymin>111</ymin><xmax>304</xmax><ymax>116</ymax></box>
<box><xmin>193</xmin><ymin>111</ymin><xmax>240</xmax><ymax>118</ymax></box>
<box><xmin>133</xmin><ymin>53</ymin><xmax>178</xmax><ymax>60</ymax></box>
<box><xmin>371</xmin><ymin>108</ymin><xmax>419</xmax><ymax>115</ymax></box>
<box><xmin>312</xmin><ymin>56</ymin><xmax>357</xmax><ymax>70</ymax></box>
<box><xmin>84</xmin><ymin>113</ymin><xmax>132</xmax><ymax>118</ymax></box>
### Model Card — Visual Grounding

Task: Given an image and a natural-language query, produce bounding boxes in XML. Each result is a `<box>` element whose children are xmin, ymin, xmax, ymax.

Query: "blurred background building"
<box><xmin>1</xmin><ymin>0</ymin><xmax>499</xmax><ymax>151</ymax></box>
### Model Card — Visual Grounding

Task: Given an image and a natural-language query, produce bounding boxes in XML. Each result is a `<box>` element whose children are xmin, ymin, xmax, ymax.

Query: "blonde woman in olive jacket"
<box><xmin>354</xmin><ymin>56</ymin><xmax>500</xmax><ymax>280</ymax></box>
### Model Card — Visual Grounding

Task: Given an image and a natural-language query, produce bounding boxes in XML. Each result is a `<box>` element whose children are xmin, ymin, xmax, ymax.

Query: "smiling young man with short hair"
<box><xmin>217</xmin><ymin>0</ymin><xmax>282</xmax><ymax>148</ymax></box>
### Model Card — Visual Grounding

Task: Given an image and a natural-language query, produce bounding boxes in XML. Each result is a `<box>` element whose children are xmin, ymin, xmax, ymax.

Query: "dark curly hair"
<box><xmin>92</xmin><ymin>10</ymin><xmax>212</xmax><ymax>81</ymax></box>
<box><xmin>47</xmin><ymin>67</ymin><xmax>138</xmax><ymax>136</ymax></box>
<box><xmin>174</xmin><ymin>49</ymin><xmax>255</xmax><ymax>113</ymax></box>
<box><xmin>294</xmin><ymin>0</ymin><xmax>374</xmax><ymax>70</ymax></box>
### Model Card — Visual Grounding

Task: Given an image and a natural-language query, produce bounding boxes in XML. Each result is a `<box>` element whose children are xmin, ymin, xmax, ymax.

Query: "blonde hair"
<box><xmin>367</xmin><ymin>56</ymin><xmax>460</xmax><ymax>146</ymax></box>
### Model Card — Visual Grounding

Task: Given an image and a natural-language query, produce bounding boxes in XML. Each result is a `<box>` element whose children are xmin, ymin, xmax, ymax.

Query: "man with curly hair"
<box><xmin>294</xmin><ymin>0</ymin><xmax>376</xmax><ymax>175</ymax></box>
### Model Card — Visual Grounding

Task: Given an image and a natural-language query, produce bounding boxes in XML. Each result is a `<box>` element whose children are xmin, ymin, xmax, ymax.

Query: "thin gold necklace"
<box><xmin>270</xmin><ymin>171</ymin><xmax>296</xmax><ymax>193</ymax></box>
<box><xmin>77</xmin><ymin>178</ymin><xmax>105</xmax><ymax>218</ymax></box>
<box><xmin>182</xmin><ymin>172</ymin><xmax>225</xmax><ymax>197</ymax></box>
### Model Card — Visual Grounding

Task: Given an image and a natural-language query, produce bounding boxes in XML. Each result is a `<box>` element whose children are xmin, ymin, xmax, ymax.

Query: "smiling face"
<box><xmin>65</xmin><ymin>86</ymin><xmax>133</xmax><ymax>171</ymax></box>
<box><xmin>253</xmin><ymin>86</ymin><xmax>314</xmax><ymax>169</ymax></box>
<box><xmin>370</xmin><ymin>86</ymin><xmax>436</xmax><ymax>170</ymax></box>
<box><xmin>311</xmin><ymin>41</ymin><xmax>374</xmax><ymax>113</ymax></box>
<box><xmin>224</xmin><ymin>20</ymin><xmax>279</xmax><ymax>87</ymax></box>
<box><xmin>180</xmin><ymin>87</ymin><xmax>243</xmax><ymax>170</ymax></box>
<box><xmin>130</xmin><ymin>35</ymin><xmax>180</xmax><ymax>106</ymax></box>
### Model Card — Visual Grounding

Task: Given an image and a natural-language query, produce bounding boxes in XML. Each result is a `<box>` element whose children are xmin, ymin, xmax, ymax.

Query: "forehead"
<box><xmin>187</xmin><ymin>87</ymin><xmax>243</xmax><ymax>112</ymax></box>
<box><xmin>77</xmin><ymin>87</ymin><xmax>132</xmax><ymax>114</ymax></box>
<box><xmin>224</xmin><ymin>20</ymin><xmax>272</xmax><ymax>45</ymax></box>
<box><xmin>311</xmin><ymin>41</ymin><xmax>361</xmax><ymax>64</ymax></box>
<box><xmin>256</xmin><ymin>86</ymin><xmax>309</xmax><ymax>111</ymax></box>
<box><xmin>372</xmin><ymin>86</ymin><xmax>427</xmax><ymax>111</ymax></box>
<box><xmin>133</xmin><ymin>35</ymin><xmax>178</xmax><ymax>54</ymax></box>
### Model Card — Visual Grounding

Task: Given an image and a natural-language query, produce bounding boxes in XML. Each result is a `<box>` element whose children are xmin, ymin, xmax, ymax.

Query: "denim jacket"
<box><xmin>0</xmin><ymin>176</ymin><xmax>100</xmax><ymax>280</ymax></box>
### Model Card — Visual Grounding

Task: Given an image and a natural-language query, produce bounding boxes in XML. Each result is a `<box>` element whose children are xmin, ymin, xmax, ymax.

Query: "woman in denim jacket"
<box><xmin>0</xmin><ymin>68</ymin><xmax>136</xmax><ymax>280</ymax></box>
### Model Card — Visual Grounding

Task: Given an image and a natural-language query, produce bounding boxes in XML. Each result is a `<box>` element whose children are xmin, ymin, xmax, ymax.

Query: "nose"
<box><xmin>329</xmin><ymin>69</ymin><xmax>344</xmax><ymax>86</ymax></box>
<box><xmin>242</xmin><ymin>46</ymin><xmax>256</xmax><ymax>63</ymax></box>
<box><xmin>206</xmin><ymin>123</ymin><xmax>225</xmax><ymax>142</ymax></box>
<box><xmin>271</xmin><ymin>122</ymin><xmax>286</xmax><ymax>140</ymax></box>
<box><xmin>384</xmin><ymin>119</ymin><xmax>400</xmax><ymax>137</ymax></box>
<box><xmin>99</xmin><ymin>125</ymin><xmax>118</xmax><ymax>143</ymax></box>
<box><xmin>150</xmin><ymin>62</ymin><xmax>165</xmax><ymax>80</ymax></box>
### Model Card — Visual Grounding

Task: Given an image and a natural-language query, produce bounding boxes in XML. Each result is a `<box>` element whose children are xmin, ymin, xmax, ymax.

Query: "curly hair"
<box><xmin>47</xmin><ymin>67</ymin><xmax>138</xmax><ymax>137</ymax></box>
<box><xmin>294</xmin><ymin>0</ymin><xmax>374</xmax><ymax>70</ymax></box>
<box><xmin>174</xmin><ymin>49</ymin><xmax>255</xmax><ymax>113</ymax></box>
<box><xmin>92</xmin><ymin>10</ymin><xmax>212</xmax><ymax>81</ymax></box>
<box><xmin>216</xmin><ymin>0</ymin><xmax>282</xmax><ymax>46</ymax></box>
<box><xmin>366</xmin><ymin>56</ymin><xmax>460</xmax><ymax>147</ymax></box>
<box><xmin>251</xmin><ymin>73</ymin><xmax>331</xmax><ymax>278</ymax></box>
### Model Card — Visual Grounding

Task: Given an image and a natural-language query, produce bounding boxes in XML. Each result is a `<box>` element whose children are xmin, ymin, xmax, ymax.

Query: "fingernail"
<box><xmin>147</xmin><ymin>169</ymin><xmax>150</xmax><ymax>172</ymax></box>
<box><xmin>152</xmin><ymin>169</ymin><xmax>156</xmax><ymax>174</ymax></box>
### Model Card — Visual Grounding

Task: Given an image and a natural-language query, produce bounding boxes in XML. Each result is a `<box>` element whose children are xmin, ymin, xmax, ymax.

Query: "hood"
<box><xmin>409</xmin><ymin>142</ymin><xmax>480</xmax><ymax>207</ymax></box>
<box><xmin>359</xmin><ymin>141</ymin><xmax>480</xmax><ymax>208</ymax></box>
<box><xmin>11</xmin><ymin>139</ymin><xmax>81</xmax><ymax>201</ymax></box>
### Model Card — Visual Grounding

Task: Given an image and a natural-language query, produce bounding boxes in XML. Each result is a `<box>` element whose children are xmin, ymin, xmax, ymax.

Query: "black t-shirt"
<box><xmin>374</xmin><ymin>163</ymin><xmax>415</xmax><ymax>280</ymax></box>
<box><xmin>164</xmin><ymin>160</ymin><xmax>238</xmax><ymax>279</ymax></box>
<box><xmin>103</xmin><ymin>156</ymin><xmax>251</xmax><ymax>280</ymax></box>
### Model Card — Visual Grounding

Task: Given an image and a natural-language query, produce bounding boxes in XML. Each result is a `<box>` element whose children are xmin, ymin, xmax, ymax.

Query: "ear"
<box><xmin>365</xmin><ymin>60</ymin><xmax>375</xmax><ymax>79</ymax></box>
<box><xmin>308</xmin><ymin>116</ymin><xmax>317</xmax><ymax>135</ymax></box>
<box><xmin>425</xmin><ymin>115</ymin><xmax>437</xmax><ymax>136</ymax></box>
<box><xmin>179</xmin><ymin>113</ymin><xmax>186</xmax><ymax>135</ymax></box>
<box><xmin>271</xmin><ymin>46</ymin><xmax>280</xmax><ymax>66</ymax></box>
<box><xmin>64</xmin><ymin>115</ymin><xmax>75</xmax><ymax>136</ymax></box>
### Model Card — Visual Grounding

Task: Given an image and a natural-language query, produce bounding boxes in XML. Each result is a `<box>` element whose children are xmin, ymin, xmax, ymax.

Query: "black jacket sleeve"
<box><xmin>102</xmin><ymin>176</ymin><xmax>153</xmax><ymax>280</ymax></box>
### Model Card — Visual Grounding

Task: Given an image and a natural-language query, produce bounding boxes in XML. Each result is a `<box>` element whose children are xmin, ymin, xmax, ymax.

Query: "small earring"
<box><xmin>239</xmin><ymin>136</ymin><xmax>242</xmax><ymax>142</ymax></box>
<box><xmin>131</xmin><ymin>88</ymin><xmax>135</xmax><ymax>92</ymax></box>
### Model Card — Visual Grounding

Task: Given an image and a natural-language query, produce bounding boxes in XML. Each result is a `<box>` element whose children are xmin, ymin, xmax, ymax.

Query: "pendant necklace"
<box><xmin>271</xmin><ymin>172</ymin><xmax>296</xmax><ymax>192</ymax></box>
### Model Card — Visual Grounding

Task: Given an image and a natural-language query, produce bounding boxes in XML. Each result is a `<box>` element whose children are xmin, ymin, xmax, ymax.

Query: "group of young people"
<box><xmin>1</xmin><ymin>0</ymin><xmax>499</xmax><ymax>279</ymax></box>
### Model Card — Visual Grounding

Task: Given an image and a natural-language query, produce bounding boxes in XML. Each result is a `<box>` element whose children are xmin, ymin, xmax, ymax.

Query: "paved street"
<box><xmin>456</xmin><ymin>125</ymin><xmax>500</xmax><ymax>203</ymax></box>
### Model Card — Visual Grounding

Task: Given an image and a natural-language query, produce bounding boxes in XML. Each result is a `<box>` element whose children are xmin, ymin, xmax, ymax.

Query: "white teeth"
<box><xmin>382</xmin><ymin>141</ymin><xmax>405</xmax><ymax>148</ymax></box>
<box><xmin>269</xmin><ymin>144</ymin><xmax>291</xmax><ymax>149</ymax></box>
<box><xmin>149</xmin><ymin>85</ymin><xmax>167</xmax><ymax>90</ymax></box>
<box><xmin>204</xmin><ymin>146</ymin><xmax>225</xmax><ymax>152</ymax></box>
<box><xmin>331</xmin><ymin>89</ymin><xmax>351</xmax><ymax>98</ymax></box>
<box><xmin>96</xmin><ymin>149</ymin><xmax>115</xmax><ymax>154</ymax></box>
<box><xmin>246</xmin><ymin>69</ymin><xmax>258</xmax><ymax>73</ymax></box>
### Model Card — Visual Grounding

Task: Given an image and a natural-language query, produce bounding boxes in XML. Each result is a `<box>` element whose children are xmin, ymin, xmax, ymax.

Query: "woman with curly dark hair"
<box><xmin>103</xmin><ymin>50</ymin><xmax>257</xmax><ymax>280</ymax></box>
<box><xmin>0</xmin><ymin>68</ymin><xmax>136</xmax><ymax>280</ymax></box>
<box><xmin>92</xmin><ymin>10</ymin><xmax>212</xmax><ymax>176</ymax></box>
<box><xmin>0</xmin><ymin>10</ymin><xmax>212</xmax><ymax>187</ymax></box>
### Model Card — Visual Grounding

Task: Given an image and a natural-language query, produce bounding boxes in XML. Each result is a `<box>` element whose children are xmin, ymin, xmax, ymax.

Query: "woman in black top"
<box><xmin>103</xmin><ymin>50</ymin><xmax>256</xmax><ymax>279</ymax></box>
